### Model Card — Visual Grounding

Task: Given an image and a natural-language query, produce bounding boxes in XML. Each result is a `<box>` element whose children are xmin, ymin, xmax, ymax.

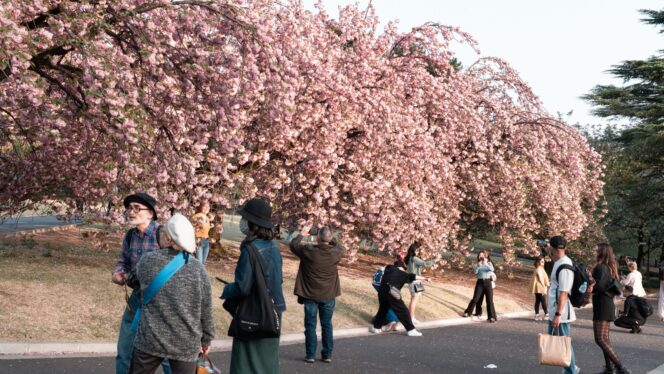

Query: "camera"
<box><xmin>126</xmin><ymin>270</ymin><xmax>140</xmax><ymax>290</ymax></box>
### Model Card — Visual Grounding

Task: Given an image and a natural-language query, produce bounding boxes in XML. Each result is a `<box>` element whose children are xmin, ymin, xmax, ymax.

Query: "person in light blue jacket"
<box><xmin>404</xmin><ymin>241</ymin><xmax>435</xmax><ymax>323</ymax></box>
<box><xmin>462</xmin><ymin>249</ymin><xmax>497</xmax><ymax>322</ymax></box>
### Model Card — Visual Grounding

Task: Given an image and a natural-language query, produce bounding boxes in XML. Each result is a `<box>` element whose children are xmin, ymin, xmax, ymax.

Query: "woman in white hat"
<box><xmin>130</xmin><ymin>214</ymin><xmax>215</xmax><ymax>374</ymax></box>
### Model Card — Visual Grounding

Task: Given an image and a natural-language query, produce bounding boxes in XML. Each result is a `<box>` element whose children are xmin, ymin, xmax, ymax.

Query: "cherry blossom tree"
<box><xmin>0</xmin><ymin>0</ymin><xmax>603</xmax><ymax>263</ymax></box>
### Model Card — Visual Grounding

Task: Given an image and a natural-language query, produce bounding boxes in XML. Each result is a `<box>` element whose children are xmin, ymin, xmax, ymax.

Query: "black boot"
<box><xmin>597</xmin><ymin>367</ymin><xmax>615</xmax><ymax>374</ymax></box>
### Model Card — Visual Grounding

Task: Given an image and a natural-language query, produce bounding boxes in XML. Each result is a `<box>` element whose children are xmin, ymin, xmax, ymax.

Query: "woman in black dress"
<box><xmin>592</xmin><ymin>243</ymin><xmax>631</xmax><ymax>374</ymax></box>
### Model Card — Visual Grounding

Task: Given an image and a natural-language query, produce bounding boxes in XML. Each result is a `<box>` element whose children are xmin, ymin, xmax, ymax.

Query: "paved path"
<box><xmin>0</xmin><ymin>215</ymin><xmax>74</xmax><ymax>234</ymax></box>
<box><xmin>2</xmin><ymin>303</ymin><xmax>662</xmax><ymax>373</ymax></box>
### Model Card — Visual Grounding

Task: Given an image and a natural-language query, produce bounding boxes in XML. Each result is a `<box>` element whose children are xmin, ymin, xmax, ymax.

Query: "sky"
<box><xmin>302</xmin><ymin>0</ymin><xmax>661</xmax><ymax>128</ymax></box>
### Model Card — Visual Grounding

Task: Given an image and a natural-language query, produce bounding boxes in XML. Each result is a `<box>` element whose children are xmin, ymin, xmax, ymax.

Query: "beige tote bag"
<box><xmin>538</xmin><ymin>332</ymin><xmax>572</xmax><ymax>367</ymax></box>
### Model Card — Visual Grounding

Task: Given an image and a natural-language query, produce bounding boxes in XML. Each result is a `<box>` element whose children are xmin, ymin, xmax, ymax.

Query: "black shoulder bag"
<box><xmin>225</xmin><ymin>242</ymin><xmax>281</xmax><ymax>340</ymax></box>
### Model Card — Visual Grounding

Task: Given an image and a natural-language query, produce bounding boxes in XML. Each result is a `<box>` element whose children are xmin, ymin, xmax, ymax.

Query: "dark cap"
<box><xmin>123</xmin><ymin>192</ymin><xmax>158</xmax><ymax>220</ymax></box>
<box><xmin>239</xmin><ymin>198</ymin><xmax>273</xmax><ymax>229</ymax></box>
<box><xmin>549</xmin><ymin>236</ymin><xmax>567</xmax><ymax>250</ymax></box>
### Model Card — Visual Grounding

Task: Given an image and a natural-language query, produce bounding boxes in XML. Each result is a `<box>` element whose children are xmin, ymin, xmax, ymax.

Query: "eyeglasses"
<box><xmin>125</xmin><ymin>206</ymin><xmax>151</xmax><ymax>213</ymax></box>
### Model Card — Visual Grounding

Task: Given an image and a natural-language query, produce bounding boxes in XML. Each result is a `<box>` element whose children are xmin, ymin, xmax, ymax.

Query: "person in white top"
<box><xmin>620</xmin><ymin>262</ymin><xmax>646</xmax><ymax>297</ymax></box>
<box><xmin>547</xmin><ymin>236</ymin><xmax>579</xmax><ymax>374</ymax></box>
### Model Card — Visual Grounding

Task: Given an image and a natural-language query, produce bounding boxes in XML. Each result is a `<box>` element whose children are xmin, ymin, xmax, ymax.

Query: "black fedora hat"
<box><xmin>123</xmin><ymin>192</ymin><xmax>158</xmax><ymax>220</ymax></box>
<box><xmin>239</xmin><ymin>198</ymin><xmax>273</xmax><ymax>229</ymax></box>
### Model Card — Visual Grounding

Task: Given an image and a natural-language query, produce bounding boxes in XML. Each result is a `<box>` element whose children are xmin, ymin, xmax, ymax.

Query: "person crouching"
<box><xmin>614</xmin><ymin>286</ymin><xmax>647</xmax><ymax>334</ymax></box>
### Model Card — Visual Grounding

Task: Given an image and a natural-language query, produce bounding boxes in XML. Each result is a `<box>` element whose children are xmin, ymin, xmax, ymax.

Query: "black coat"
<box><xmin>592</xmin><ymin>264</ymin><xmax>616</xmax><ymax>321</ymax></box>
<box><xmin>380</xmin><ymin>265</ymin><xmax>416</xmax><ymax>291</ymax></box>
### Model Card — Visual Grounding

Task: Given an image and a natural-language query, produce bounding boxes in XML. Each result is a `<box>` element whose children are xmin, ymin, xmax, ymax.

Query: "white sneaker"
<box><xmin>407</xmin><ymin>329</ymin><xmax>422</xmax><ymax>337</ymax></box>
<box><xmin>369</xmin><ymin>325</ymin><xmax>382</xmax><ymax>334</ymax></box>
<box><xmin>381</xmin><ymin>321</ymin><xmax>398</xmax><ymax>332</ymax></box>
<box><xmin>412</xmin><ymin>318</ymin><xmax>420</xmax><ymax>324</ymax></box>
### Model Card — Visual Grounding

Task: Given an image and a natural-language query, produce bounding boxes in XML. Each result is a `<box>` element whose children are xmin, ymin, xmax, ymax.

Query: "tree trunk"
<box><xmin>636</xmin><ymin>227</ymin><xmax>645</xmax><ymax>268</ymax></box>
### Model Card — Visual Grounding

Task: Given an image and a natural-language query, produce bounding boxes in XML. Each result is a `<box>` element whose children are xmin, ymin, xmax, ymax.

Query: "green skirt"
<box><xmin>229</xmin><ymin>336</ymin><xmax>280</xmax><ymax>374</ymax></box>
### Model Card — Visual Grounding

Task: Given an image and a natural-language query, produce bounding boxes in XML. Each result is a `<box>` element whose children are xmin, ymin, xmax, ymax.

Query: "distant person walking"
<box><xmin>620</xmin><ymin>262</ymin><xmax>646</xmax><ymax>297</ymax></box>
<box><xmin>591</xmin><ymin>243</ymin><xmax>631</xmax><ymax>374</ymax></box>
<box><xmin>221</xmin><ymin>198</ymin><xmax>285</xmax><ymax>374</ymax></box>
<box><xmin>614</xmin><ymin>286</ymin><xmax>647</xmax><ymax>334</ymax></box>
<box><xmin>405</xmin><ymin>241</ymin><xmax>436</xmax><ymax>323</ymax></box>
<box><xmin>112</xmin><ymin>193</ymin><xmax>171</xmax><ymax>374</ymax></box>
<box><xmin>530</xmin><ymin>256</ymin><xmax>550</xmax><ymax>320</ymax></box>
<box><xmin>547</xmin><ymin>236</ymin><xmax>578</xmax><ymax>374</ymax></box>
<box><xmin>289</xmin><ymin>226</ymin><xmax>344</xmax><ymax>363</ymax></box>
<box><xmin>129</xmin><ymin>214</ymin><xmax>214</xmax><ymax>374</ymax></box>
<box><xmin>369</xmin><ymin>261</ymin><xmax>426</xmax><ymax>337</ymax></box>
<box><xmin>192</xmin><ymin>201</ymin><xmax>211</xmax><ymax>264</ymax></box>
<box><xmin>462</xmin><ymin>249</ymin><xmax>497</xmax><ymax>323</ymax></box>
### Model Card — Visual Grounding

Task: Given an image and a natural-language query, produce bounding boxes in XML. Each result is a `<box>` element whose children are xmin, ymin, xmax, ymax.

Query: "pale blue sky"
<box><xmin>302</xmin><ymin>0</ymin><xmax>661</xmax><ymax>127</ymax></box>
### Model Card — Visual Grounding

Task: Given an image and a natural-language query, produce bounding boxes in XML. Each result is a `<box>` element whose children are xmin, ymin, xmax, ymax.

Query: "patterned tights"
<box><xmin>593</xmin><ymin>320</ymin><xmax>622</xmax><ymax>369</ymax></box>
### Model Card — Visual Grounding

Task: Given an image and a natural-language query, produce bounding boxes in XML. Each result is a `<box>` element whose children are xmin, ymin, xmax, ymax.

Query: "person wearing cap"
<box><xmin>112</xmin><ymin>193</ymin><xmax>171</xmax><ymax>374</ymax></box>
<box><xmin>290</xmin><ymin>226</ymin><xmax>344</xmax><ymax>363</ymax></box>
<box><xmin>129</xmin><ymin>214</ymin><xmax>215</xmax><ymax>374</ymax></box>
<box><xmin>221</xmin><ymin>198</ymin><xmax>285</xmax><ymax>374</ymax></box>
<box><xmin>369</xmin><ymin>260</ymin><xmax>426</xmax><ymax>337</ymax></box>
<box><xmin>547</xmin><ymin>236</ymin><xmax>579</xmax><ymax>374</ymax></box>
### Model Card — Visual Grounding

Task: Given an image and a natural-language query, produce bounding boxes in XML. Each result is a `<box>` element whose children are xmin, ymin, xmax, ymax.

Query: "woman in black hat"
<box><xmin>221</xmin><ymin>198</ymin><xmax>285</xmax><ymax>374</ymax></box>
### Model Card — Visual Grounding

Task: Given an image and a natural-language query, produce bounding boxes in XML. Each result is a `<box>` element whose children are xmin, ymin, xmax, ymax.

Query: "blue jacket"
<box><xmin>221</xmin><ymin>239</ymin><xmax>286</xmax><ymax>312</ymax></box>
<box><xmin>474</xmin><ymin>262</ymin><xmax>495</xmax><ymax>280</ymax></box>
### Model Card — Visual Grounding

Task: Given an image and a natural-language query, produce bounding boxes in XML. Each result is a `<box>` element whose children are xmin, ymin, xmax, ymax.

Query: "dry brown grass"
<box><xmin>0</xmin><ymin>229</ymin><xmax>531</xmax><ymax>342</ymax></box>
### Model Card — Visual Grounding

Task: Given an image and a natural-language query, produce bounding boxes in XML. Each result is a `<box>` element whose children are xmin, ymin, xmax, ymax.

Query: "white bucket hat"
<box><xmin>166</xmin><ymin>213</ymin><xmax>196</xmax><ymax>254</ymax></box>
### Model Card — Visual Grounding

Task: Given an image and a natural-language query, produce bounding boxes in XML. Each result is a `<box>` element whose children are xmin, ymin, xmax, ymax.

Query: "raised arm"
<box><xmin>413</xmin><ymin>256</ymin><xmax>434</xmax><ymax>267</ymax></box>
<box><xmin>289</xmin><ymin>234</ymin><xmax>305</xmax><ymax>258</ymax></box>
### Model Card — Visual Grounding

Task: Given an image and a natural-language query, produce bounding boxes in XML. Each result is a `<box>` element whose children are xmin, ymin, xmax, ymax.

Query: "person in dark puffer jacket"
<box><xmin>130</xmin><ymin>213</ymin><xmax>215</xmax><ymax>374</ymax></box>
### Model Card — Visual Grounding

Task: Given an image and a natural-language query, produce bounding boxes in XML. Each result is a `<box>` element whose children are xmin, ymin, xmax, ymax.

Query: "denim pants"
<box><xmin>196</xmin><ymin>238</ymin><xmax>210</xmax><ymax>264</ymax></box>
<box><xmin>303</xmin><ymin>299</ymin><xmax>335</xmax><ymax>360</ymax></box>
<box><xmin>116</xmin><ymin>290</ymin><xmax>171</xmax><ymax>374</ymax></box>
<box><xmin>548</xmin><ymin>320</ymin><xmax>576</xmax><ymax>374</ymax></box>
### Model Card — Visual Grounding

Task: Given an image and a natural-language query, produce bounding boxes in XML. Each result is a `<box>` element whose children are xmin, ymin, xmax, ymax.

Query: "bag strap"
<box><xmin>130</xmin><ymin>251</ymin><xmax>188</xmax><ymax>332</ymax></box>
<box><xmin>551</xmin><ymin>326</ymin><xmax>562</xmax><ymax>336</ymax></box>
<box><xmin>245</xmin><ymin>241</ymin><xmax>274</xmax><ymax>299</ymax></box>
<box><xmin>555</xmin><ymin>263</ymin><xmax>574</xmax><ymax>317</ymax></box>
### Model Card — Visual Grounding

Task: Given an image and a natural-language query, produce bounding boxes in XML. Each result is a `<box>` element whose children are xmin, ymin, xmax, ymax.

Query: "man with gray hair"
<box><xmin>290</xmin><ymin>226</ymin><xmax>344</xmax><ymax>364</ymax></box>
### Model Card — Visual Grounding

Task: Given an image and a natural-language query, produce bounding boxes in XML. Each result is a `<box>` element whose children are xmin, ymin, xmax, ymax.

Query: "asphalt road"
<box><xmin>0</xmin><ymin>215</ymin><xmax>74</xmax><ymax>234</ymax></box>
<box><xmin>1</xmin><ymin>302</ymin><xmax>662</xmax><ymax>374</ymax></box>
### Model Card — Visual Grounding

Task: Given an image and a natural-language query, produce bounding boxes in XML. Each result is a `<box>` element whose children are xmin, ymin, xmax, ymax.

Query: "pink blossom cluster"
<box><xmin>0</xmin><ymin>1</ymin><xmax>603</xmax><ymax>262</ymax></box>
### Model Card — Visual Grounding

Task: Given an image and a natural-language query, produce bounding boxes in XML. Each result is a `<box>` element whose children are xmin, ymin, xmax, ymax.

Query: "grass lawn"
<box><xmin>0</xmin><ymin>228</ymin><xmax>533</xmax><ymax>342</ymax></box>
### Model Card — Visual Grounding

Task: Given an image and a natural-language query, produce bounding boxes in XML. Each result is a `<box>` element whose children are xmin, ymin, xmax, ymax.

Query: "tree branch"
<box><xmin>19</xmin><ymin>6</ymin><xmax>62</xmax><ymax>30</ymax></box>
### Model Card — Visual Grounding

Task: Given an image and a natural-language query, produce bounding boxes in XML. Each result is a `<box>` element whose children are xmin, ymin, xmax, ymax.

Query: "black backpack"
<box><xmin>223</xmin><ymin>242</ymin><xmax>281</xmax><ymax>340</ymax></box>
<box><xmin>555</xmin><ymin>262</ymin><xmax>591</xmax><ymax>308</ymax></box>
<box><xmin>635</xmin><ymin>296</ymin><xmax>653</xmax><ymax>317</ymax></box>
